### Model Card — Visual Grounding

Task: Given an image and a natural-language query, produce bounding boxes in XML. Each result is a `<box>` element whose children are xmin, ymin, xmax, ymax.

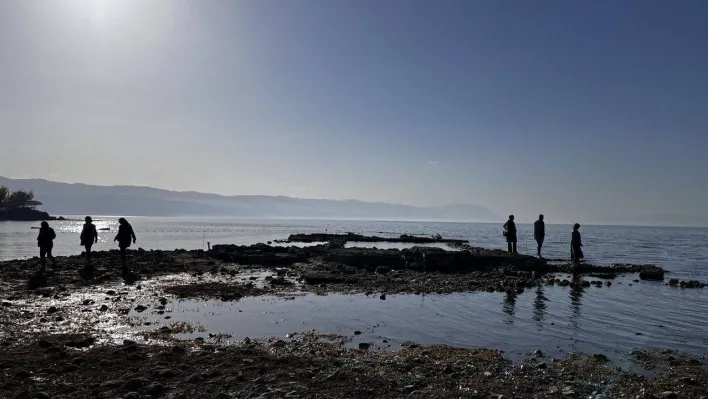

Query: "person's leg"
<box><xmin>571</xmin><ymin>245</ymin><xmax>577</xmax><ymax>262</ymax></box>
<box><xmin>512</xmin><ymin>241</ymin><xmax>518</xmax><ymax>254</ymax></box>
<box><xmin>537</xmin><ymin>239</ymin><xmax>543</xmax><ymax>257</ymax></box>
<box><xmin>47</xmin><ymin>247</ymin><xmax>56</xmax><ymax>267</ymax></box>
<box><xmin>120</xmin><ymin>246</ymin><xmax>126</xmax><ymax>263</ymax></box>
<box><xmin>507</xmin><ymin>242</ymin><xmax>513</xmax><ymax>253</ymax></box>
<box><xmin>85</xmin><ymin>244</ymin><xmax>92</xmax><ymax>263</ymax></box>
<box><xmin>40</xmin><ymin>248</ymin><xmax>47</xmax><ymax>268</ymax></box>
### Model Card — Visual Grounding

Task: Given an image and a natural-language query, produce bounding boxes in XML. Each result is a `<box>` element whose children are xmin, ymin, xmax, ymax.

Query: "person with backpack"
<box><xmin>80</xmin><ymin>216</ymin><xmax>98</xmax><ymax>263</ymax></box>
<box><xmin>37</xmin><ymin>221</ymin><xmax>57</xmax><ymax>269</ymax></box>
<box><xmin>503</xmin><ymin>214</ymin><xmax>518</xmax><ymax>255</ymax></box>
<box><xmin>114</xmin><ymin>217</ymin><xmax>136</xmax><ymax>265</ymax></box>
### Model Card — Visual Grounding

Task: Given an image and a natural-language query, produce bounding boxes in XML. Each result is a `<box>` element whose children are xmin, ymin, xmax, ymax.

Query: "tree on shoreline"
<box><xmin>0</xmin><ymin>186</ymin><xmax>8</xmax><ymax>204</ymax></box>
<box><xmin>0</xmin><ymin>186</ymin><xmax>39</xmax><ymax>208</ymax></box>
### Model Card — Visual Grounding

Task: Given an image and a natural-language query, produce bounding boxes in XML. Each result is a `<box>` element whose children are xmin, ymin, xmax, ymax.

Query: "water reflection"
<box><xmin>502</xmin><ymin>291</ymin><xmax>516</xmax><ymax>325</ymax></box>
<box><xmin>532</xmin><ymin>286</ymin><xmax>548</xmax><ymax>324</ymax></box>
<box><xmin>569</xmin><ymin>275</ymin><xmax>584</xmax><ymax>329</ymax></box>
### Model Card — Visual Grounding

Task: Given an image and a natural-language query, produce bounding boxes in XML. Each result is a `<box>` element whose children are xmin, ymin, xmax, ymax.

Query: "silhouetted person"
<box><xmin>534</xmin><ymin>214</ymin><xmax>545</xmax><ymax>258</ymax></box>
<box><xmin>114</xmin><ymin>218</ymin><xmax>136</xmax><ymax>264</ymax></box>
<box><xmin>570</xmin><ymin>223</ymin><xmax>583</xmax><ymax>263</ymax></box>
<box><xmin>80</xmin><ymin>216</ymin><xmax>98</xmax><ymax>263</ymax></box>
<box><xmin>503</xmin><ymin>215</ymin><xmax>518</xmax><ymax>254</ymax></box>
<box><xmin>37</xmin><ymin>221</ymin><xmax>57</xmax><ymax>269</ymax></box>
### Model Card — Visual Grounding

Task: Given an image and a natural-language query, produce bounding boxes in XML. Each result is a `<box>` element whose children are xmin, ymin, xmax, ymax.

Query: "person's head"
<box><xmin>539</xmin><ymin>214</ymin><xmax>544</xmax><ymax>221</ymax></box>
<box><xmin>509</xmin><ymin>215</ymin><xmax>514</xmax><ymax>221</ymax></box>
<box><xmin>41</xmin><ymin>221</ymin><xmax>49</xmax><ymax>228</ymax></box>
<box><xmin>85</xmin><ymin>216</ymin><xmax>92</xmax><ymax>223</ymax></box>
<box><xmin>573</xmin><ymin>223</ymin><xmax>580</xmax><ymax>230</ymax></box>
<box><xmin>118</xmin><ymin>218</ymin><xmax>127</xmax><ymax>225</ymax></box>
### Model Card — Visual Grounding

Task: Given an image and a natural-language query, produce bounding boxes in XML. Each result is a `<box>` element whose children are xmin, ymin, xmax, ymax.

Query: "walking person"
<box><xmin>570</xmin><ymin>223</ymin><xmax>583</xmax><ymax>263</ymax></box>
<box><xmin>37</xmin><ymin>221</ymin><xmax>57</xmax><ymax>269</ymax></box>
<box><xmin>114</xmin><ymin>218</ymin><xmax>136</xmax><ymax>265</ymax></box>
<box><xmin>80</xmin><ymin>216</ymin><xmax>98</xmax><ymax>263</ymax></box>
<box><xmin>503</xmin><ymin>215</ymin><xmax>518</xmax><ymax>255</ymax></box>
<box><xmin>534</xmin><ymin>214</ymin><xmax>545</xmax><ymax>258</ymax></box>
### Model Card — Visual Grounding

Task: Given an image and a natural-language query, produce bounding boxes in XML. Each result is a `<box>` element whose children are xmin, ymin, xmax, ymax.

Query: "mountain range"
<box><xmin>0</xmin><ymin>177</ymin><xmax>498</xmax><ymax>221</ymax></box>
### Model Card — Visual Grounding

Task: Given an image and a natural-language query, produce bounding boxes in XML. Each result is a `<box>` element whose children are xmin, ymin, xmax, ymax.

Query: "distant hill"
<box><xmin>0</xmin><ymin>177</ymin><xmax>498</xmax><ymax>221</ymax></box>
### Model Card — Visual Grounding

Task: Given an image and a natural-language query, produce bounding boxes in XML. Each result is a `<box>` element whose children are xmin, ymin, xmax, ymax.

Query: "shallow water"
<box><xmin>125</xmin><ymin>274</ymin><xmax>708</xmax><ymax>362</ymax></box>
<box><xmin>3</xmin><ymin>218</ymin><xmax>708</xmax><ymax>359</ymax></box>
<box><xmin>343</xmin><ymin>241</ymin><xmax>460</xmax><ymax>251</ymax></box>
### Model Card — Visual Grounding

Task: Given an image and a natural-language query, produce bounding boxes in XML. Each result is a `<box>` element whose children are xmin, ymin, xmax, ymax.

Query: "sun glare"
<box><xmin>60</xmin><ymin>0</ymin><xmax>173</xmax><ymax>44</ymax></box>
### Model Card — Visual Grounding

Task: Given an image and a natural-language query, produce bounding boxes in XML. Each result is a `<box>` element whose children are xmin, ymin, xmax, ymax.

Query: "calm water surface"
<box><xmin>3</xmin><ymin>218</ymin><xmax>708</xmax><ymax>357</ymax></box>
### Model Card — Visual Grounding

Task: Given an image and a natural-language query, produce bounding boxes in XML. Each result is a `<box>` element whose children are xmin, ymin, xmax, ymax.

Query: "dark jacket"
<box><xmin>37</xmin><ymin>227</ymin><xmax>56</xmax><ymax>248</ymax></box>
<box><xmin>571</xmin><ymin>230</ymin><xmax>583</xmax><ymax>259</ymax></box>
<box><xmin>115</xmin><ymin>223</ymin><xmax>136</xmax><ymax>248</ymax></box>
<box><xmin>80</xmin><ymin>223</ymin><xmax>98</xmax><ymax>246</ymax></box>
<box><xmin>534</xmin><ymin>220</ymin><xmax>545</xmax><ymax>240</ymax></box>
<box><xmin>503</xmin><ymin>220</ymin><xmax>517</xmax><ymax>242</ymax></box>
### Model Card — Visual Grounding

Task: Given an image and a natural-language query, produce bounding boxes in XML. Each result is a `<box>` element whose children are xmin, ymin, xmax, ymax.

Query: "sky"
<box><xmin>1</xmin><ymin>0</ymin><xmax>707</xmax><ymax>224</ymax></box>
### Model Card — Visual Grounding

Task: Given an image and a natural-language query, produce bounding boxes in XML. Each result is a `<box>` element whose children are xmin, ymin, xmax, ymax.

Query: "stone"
<box><xmin>358</xmin><ymin>342</ymin><xmax>371</xmax><ymax>350</ymax></box>
<box><xmin>213</xmin><ymin>394</ymin><xmax>231</xmax><ymax>399</ymax></box>
<box><xmin>354</xmin><ymin>330</ymin><xmax>362</xmax><ymax>335</ymax></box>
<box><xmin>100</xmin><ymin>380</ymin><xmax>122</xmax><ymax>389</ymax></box>
<box><xmin>592</xmin><ymin>353</ymin><xmax>609</xmax><ymax>362</ymax></box>
<box><xmin>535</xmin><ymin>362</ymin><xmax>548</xmax><ymax>369</ymax></box>
<box><xmin>483</xmin><ymin>371</ymin><xmax>493</xmax><ymax>377</ymax></box>
<box><xmin>16</xmin><ymin>370</ymin><xmax>31</xmax><ymax>379</ymax></box>
<box><xmin>124</xmin><ymin>377</ymin><xmax>150</xmax><ymax>390</ymax></box>
<box><xmin>187</xmin><ymin>373</ymin><xmax>202</xmax><ymax>383</ymax></box>
<box><xmin>34</xmin><ymin>392</ymin><xmax>51</xmax><ymax>399</ymax></box>
<box><xmin>38</xmin><ymin>339</ymin><xmax>54</xmax><ymax>349</ymax></box>
<box><xmin>661</xmin><ymin>392</ymin><xmax>678</xmax><ymax>399</ymax></box>
<box><xmin>155</xmin><ymin>368</ymin><xmax>175</xmax><ymax>378</ymax></box>
<box><xmin>380</xmin><ymin>293</ymin><xmax>386</xmax><ymax>300</ymax></box>
<box><xmin>99</xmin><ymin>305</ymin><xmax>109</xmax><ymax>312</ymax></box>
<box><xmin>134</xmin><ymin>305</ymin><xmax>148</xmax><ymax>312</ymax></box>
<box><xmin>47</xmin><ymin>306</ymin><xmax>58</xmax><ymax>314</ymax></box>
<box><xmin>146</xmin><ymin>382</ymin><xmax>168</xmax><ymax>396</ymax></box>
<box><xmin>375</xmin><ymin>266</ymin><xmax>391</xmax><ymax>275</ymax></box>
<box><xmin>639</xmin><ymin>266</ymin><xmax>665</xmax><ymax>281</ymax></box>
<box><xmin>124</xmin><ymin>393</ymin><xmax>140</xmax><ymax>399</ymax></box>
<box><xmin>534</xmin><ymin>349</ymin><xmax>544</xmax><ymax>357</ymax></box>
<box><xmin>62</xmin><ymin>364</ymin><xmax>79</xmax><ymax>373</ymax></box>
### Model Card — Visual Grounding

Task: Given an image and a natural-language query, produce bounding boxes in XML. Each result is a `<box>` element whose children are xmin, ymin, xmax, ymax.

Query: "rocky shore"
<box><xmin>1</xmin><ymin>234</ymin><xmax>706</xmax><ymax>399</ymax></box>
<box><xmin>0</xmin><ymin>237</ymin><xmax>680</xmax><ymax>299</ymax></box>
<box><xmin>1</xmin><ymin>332</ymin><xmax>706</xmax><ymax>399</ymax></box>
<box><xmin>0</xmin><ymin>206</ymin><xmax>63</xmax><ymax>221</ymax></box>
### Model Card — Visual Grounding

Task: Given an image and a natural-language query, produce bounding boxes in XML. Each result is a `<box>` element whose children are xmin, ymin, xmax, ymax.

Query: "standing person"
<box><xmin>570</xmin><ymin>223</ymin><xmax>583</xmax><ymax>263</ymax></box>
<box><xmin>503</xmin><ymin>215</ymin><xmax>518</xmax><ymax>255</ymax></box>
<box><xmin>37</xmin><ymin>221</ymin><xmax>57</xmax><ymax>269</ymax></box>
<box><xmin>114</xmin><ymin>218</ymin><xmax>136</xmax><ymax>264</ymax></box>
<box><xmin>80</xmin><ymin>216</ymin><xmax>98</xmax><ymax>263</ymax></box>
<box><xmin>534</xmin><ymin>214</ymin><xmax>545</xmax><ymax>258</ymax></box>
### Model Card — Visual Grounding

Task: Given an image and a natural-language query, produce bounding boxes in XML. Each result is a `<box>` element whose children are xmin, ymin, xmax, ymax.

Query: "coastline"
<box><xmin>0</xmin><ymin>206</ymin><xmax>64</xmax><ymax>222</ymax></box>
<box><xmin>1</xmin><ymin>235</ymin><xmax>706</xmax><ymax>398</ymax></box>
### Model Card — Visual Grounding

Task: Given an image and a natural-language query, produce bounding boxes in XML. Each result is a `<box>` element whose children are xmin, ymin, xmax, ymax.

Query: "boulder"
<box><xmin>638</xmin><ymin>266</ymin><xmax>665</xmax><ymax>281</ymax></box>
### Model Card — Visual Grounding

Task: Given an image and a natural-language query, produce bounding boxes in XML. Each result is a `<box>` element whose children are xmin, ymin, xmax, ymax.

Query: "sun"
<box><xmin>59</xmin><ymin>0</ymin><xmax>173</xmax><ymax>44</ymax></box>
